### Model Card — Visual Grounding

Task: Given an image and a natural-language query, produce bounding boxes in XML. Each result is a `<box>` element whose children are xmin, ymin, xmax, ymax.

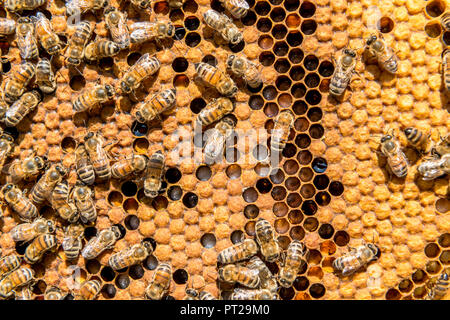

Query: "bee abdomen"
<box><xmin>63</xmin><ymin>239</ymin><xmax>82</xmax><ymax>260</ymax></box>
<box><xmin>92</xmin><ymin>161</ymin><xmax>111</xmax><ymax>180</ymax></box>
<box><xmin>77</xmin><ymin>165</ymin><xmax>95</xmax><ymax>185</ymax></box>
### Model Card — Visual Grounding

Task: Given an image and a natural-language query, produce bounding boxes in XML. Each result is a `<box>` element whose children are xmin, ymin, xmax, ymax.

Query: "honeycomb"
<box><xmin>0</xmin><ymin>0</ymin><xmax>448</xmax><ymax>300</ymax></box>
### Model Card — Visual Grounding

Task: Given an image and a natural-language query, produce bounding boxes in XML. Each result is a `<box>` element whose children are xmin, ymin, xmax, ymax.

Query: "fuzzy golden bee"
<box><xmin>135</xmin><ymin>88</ymin><xmax>177</xmax><ymax>123</ymax></box>
<box><xmin>203</xmin><ymin>9</ymin><xmax>243</xmax><ymax>45</ymax></box>
<box><xmin>44</xmin><ymin>286</ymin><xmax>64</xmax><ymax>300</ymax></box>
<box><xmin>366</xmin><ymin>33</ymin><xmax>398</xmax><ymax>74</ymax></box>
<box><xmin>5</xmin><ymin>0</ymin><xmax>45</xmax><ymax>12</ymax></box>
<box><xmin>0</xmin><ymin>18</ymin><xmax>16</xmax><ymax>37</ymax></box>
<box><xmin>379</xmin><ymin>132</ymin><xmax>408</xmax><ymax>178</ymax></box>
<box><xmin>76</xmin><ymin>279</ymin><xmax>101</xmax><ymax>300</ymax></box>
<box><xmin>443</xmin><ymin>48</ymin><xmax>450</xmax><ymax>92</ymax></box>
<box><xmin>230</xmin><ymin>288</ymin><xmax>272</xmax><ymax>300</ymax></box>
<box><xmin>50</xmin><ymin>180</ymin><xmax>79</xmax><ymax>223</ymax></box>
<box><xmin>3</xmin><ymin>61</ymin><xmax>36</xmax><ymax>104</ymax></box>
<box><xmin>4</xmin><ymin>91</ymin><xmax>41</xmax><ymax>128</ymax></box>
<box><xmin>217</xmin><ymin>238</ymin><xmax>258</xmax><ymax>264</ymax></box>
<box><xmin>403</xmin><ymin>127</ymin><xmax>432</xmax><ymax>154</ymax></box>
<box><xmin>108</xmin><ymin>241</ymin><xmax>153</xmax><ymax>270</ymax></box>
<box><xmin>33</xmin><ymin>12</ymin><xmax>63</xmax><ymax>55</ymax></box>
<box><xmin>279</xmin><ymin>240</ymin><xmax>307</xmax><ymax>288</ymax></box>
<box><xmin>433</xmin><ymin>134</ymin><xmax>450</xmax><ymax>157</ymax></box>
<box><xmin>195</xmin><ymin>62</ymin><xmax>238</xmax><ymax>97</ymax></box>
<box><xmin>0</xmin><ymin>132</ymin><xmax>14</xmax><ymax>172</ymax></box>
<box><xmin>129</xmin><ymin>21</ymin><xmax>175</xmax><ymax>44</ymax></box>
<box><xmin>426</xmin><ymin>270</ymin><xmax>449</xmax><ymax>300</ymax></box>
<box><xmin>65</xmin><ymin>21</ymin><xmax>93</xmax><ymax>66</ymax></box>
<box><xmin>441</xmin><ymin>12</ymin><xmax>450</xmax><ymax>31</ymax></box>
<box><xmin>332</xmin><ymin>243</ymin><xmax>380</xmax><ymax>276</ymax></box>
<box><xmin>418</xmin><ymin>153</ymin><xmax>450</xmax><ymax>181</ymax></box>
<box><xmin>75</xmin><ymin>143</ymin><xmax>95</xmax><ymax>185</ymax></box>
<box><xmin>10</xmin><ymin>218</ymin><xmax>55</xmax><ymax>243</ymax></box>
<box><xmin>81</xmin><ymin>226</ymin><xmax>121</xmax><ymax>259</ymax></box>
<box><xmin>120</xmin><ymin>53</ymin><xmax>160</xmax><ymax>94</ymax></box>
<box><xmin>218</xmin><ymin>264</ymin><xmax>260</xmax><ymax>288</ymax></box>
<box><xmin>4</xmin><ymin>154</ymin><xmax>46</xmax><ymax>184</ymax></box>
<box><xmin>0</xmin><ymin>254</ymin><xmax>21</xmax><ymax>278</ymax></box>
<box><xmin>0</xmin><ymin>267</ymin><xmax>35</xmax><ymax>298</ymax></box>
<box><xmin>15</xmin><ymin>285</ymin><xmax>33</xmax><ymax>300</ymax></box>
<box><xmin>184</xmin><ymin>289</ymin><xmax>217</xmax><ymax>300</ymax></box>
<box><xmin>329</xmin><ymin>48</ymin><xmax>357</xmax><ymax>96</ymax></box>
<box><xmin>84</xmin><ymin>39</ymin><xmax>120</xmax><ymax>61</ymax></box>
<box><xmin>16</xmin><ymin>17</ymin><xmax>39</xmax><ymax>61</ymax></box>
<box><xmin>111</xmin><ymin>154</ymin><xmax>148</xmax><ymax>180</ymax></box>
<box><xmin>1</xmin><ymin>184</ymin><xmax>38</xmax><ymax>222</ymax></box>
<box><xmin>144</xmin><ymin>150</ymin><xmax>165</xmax><ymax>198</ymax></box>
<box><xmin>197</xmin><ymin>98</ymin><xmax>234</xmax><ymax>127</ymax></box>
<box><xmin>247</xmin><ymin>256</ymin><xmax>278</xmax><ymax>297</ymax></box>
<box><xmin>0</xmin><ymin>100</ymin><xmax>8</xmax><ymax>119</ymax></box>
<box><xmin>66</xmin><ymin>0</ymin><xmax>109</xmax><ymax>16</ymax></box>
<box><xmin>24</xmin><ymin>233</ymin><xmax>57</xmax><ymax>264</ymax></box>
<box><xmin>84</xmin><ymin>131</ymin><xmax>113</xmax><ymax>181</ymax></box>
<box><xmin>271</xmin><ymin>109</ymin><xmax>294</xmax><ymax>155</ymax></box>
<box><xmin>70</xmin><ymin>183</ymin><xmax>96</xmax><ymax>224</ymax></box>
<box><xmin>35</xmin><ymin>58</ymin><xmax>56</xmax><ymax>94</ymax></box>
<box><xmin>145</xmin><ymin>263</ymin><xmax>172</xmax><ymax>300</ymax></box>
<box><xmin>220</xmin><ymin>0</ymin><xmax>249</xmax><ymax>18</ymax></box>
<box><xmin>30</xmin><ymin>163</ymin><xmax>67</xmax><ymax>205</ymax></box>
<box><xmin>104</xmin><ymin>6</ymin><xmax>130</xmax><ymax>49</ymax></box>
<box><xmin>204</xmin><ymin>115</ymin><xmax>236</xmax><ymax>162</ymax></box>
<box><xmin>255</xmin><ymin>219</ymin><xmax>280</xmax><ymax>263</ymax></box>
<box><xmin>62</xmin><ymin>224</ymin><xmax>84</xmax><ymax>260</ymax></box>
<box><xmin>227</xmin><ymin>54</ymin><xmax>262</xmax><ymax>88</ymax></box>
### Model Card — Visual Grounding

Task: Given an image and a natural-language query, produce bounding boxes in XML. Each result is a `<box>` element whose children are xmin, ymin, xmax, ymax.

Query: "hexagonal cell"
<box><xmin>425</xmin><ymin>21</ymin><xmax>442</xmax><ymax>38</ymax></box>
<box><xmin>182</xmin><ymin>192</ymin><xmax>198</xmax><ymax>208</ymax></box>
<box><xmin>287</xmin><ymin>192</ymin><xmax>302</xmax><ymax>207</ymax></box>
<box><xmin>272</xmin><ymin>24</ymin><xmax>288</xmax><ymax>40</ymax></box>
<box><xmin>69</xmin><ymin>75</ymin><xmax>86</xmax><ymax>91</ymax></box>
<box><xmin>288</xmin><ymin>209</ymin><xmax>303</xmax><ymax>224</ymax></box>
<box><xmin>230</xmin><ymin>230</ymin><xmax>244</xmax><ymax>244</ymax></box>
<box><xmin>255</xmin><ymin>1</ymin><xmax>271</xmax><ymax>15</ymax></box>
<box><xmin>270</xmin><ymin>7</ymin><xmax>286</xmax><ymax>22</ymax></box>
<box><xmin>245</xmin><ymin>220</ymin><xmax>256</xmax><ymax>236</ymax></box>
<box><xmin>379</xmin><ymin>17</ymin><xmax>395</xmax><ymax>33</ymax></box>
<box><xmin>196</xmin><ymin>165</ymin><xmax>212</xmax><ymax>181</ymax></box>
<box><xmin>115</xmin><ymin>274</ymin><xmax>130</xmax><ymax>289</ymax></box>
<box><xmin>124</xmin><ymin>214</ymin><xmax>140</xmax><ymax>230</ymax></box>
<box><xmin>426</xmin><ymin>260</ymin><xmax>442</xmax><ymax>275</ymax></box>
<box><xmin>301</xmin><ymin>19</ymin><xmax>317</xmax><ymax>35</ymax></box>
<box><xmin>291</xmin><ymin>83</ymin><xmax>306</xmax><ymax>98</ymax></box>
<box><xmin>436</xmin><ymin>198</ymin><xmax>449</xmax><ymax>214</ymax></box>
<box><xmin>184</xmin><ymin>16</ymin><xmax>200</xmax><ymax>31</ymax></box>
<box><xmin>438</xmin><ymin>233</ymin><xmax>450</xmax><ymax>248</ymax></box>
<box><xmin>256</xmin><ymin>178</ymin><xmax>273</xmax><ymax>193</ymax></box>
<box><xmin>333</xmin><ymin>231</ymin><xmax>350</xmax><ymax>247</ymax></box>
<box><xmin>61</xmin><ymin>136</ymin><xmax>76</xmax><ymax>153</ymax></box>
<box><xmin>271</xmin><ymin>186</ymin><xmax>287</xmax><ymax>201</ymax></box>
<box><xmin>108</xmin><ymin>191</ymin><xmax>123</xmax><ymax>207</ymax></box>
<box><xmin>413</xmin><ymin>286</ymin><xmax>427</xmax><ymax>299</ymax></box>
<box><xmin>123</xmin><ymin>198</ymin><xmax>139</xmax><ymax>214</ymax></box>
<box><xmin>425</xmin><ymin>242</ymin><xmax>441</xmax><ymax>258</ymax></box>
<box><xmin>301</xmin><ymin>200</ymin><xmax>317</xmax><ymax>216</ymax></box>
<box><xmin>100</xmin><ymin>266</ymin><xmax>116</xmax><ymax>282</ymax></box>
<box><xmin>167</xmin><ymin>186</ymin><xmax>183</xmax><ymax>201</ymax></box>
<box><xmin>294</xmin><ymin>276</ymin><xmax>309</xmax><ymax>291</ymax></box>
<box><xmin>264</xmin><ymin>102</ymin><xmax>279</xmax><ymax>117</ymax></box>
<box><xmin>425</xmin><ymin>0</ymin><xmax>446</xmax><ymax>18</ymax></box>
<box><xmin>386</xmin><ymin>288</ymin><xmax>402</xmax><ymax>300</ymax></box>
<box><xmin>290</xmin><ymin>225</ymin><xmax>305</xmax><ymax>241</ymax></box>
<box><xmin>258</xmin><ymin>35</ymin><xmax>274</xmax><ymax>50</ymax></box>
<box><xmin>86</xmin><ymin>259</ymin><xmax>101</xmax><ymax>274</ymax></box>
<box><xmin>273</xmin><ymin>202</ymin><xmax>288</xmax><ymax>217</ymax></box>
<box><xmin>398</xmin><ymin>279</ymin><xmax>414</xmax><ymax>293</ymax></box>
<box><xmin>279</xmin><ymin>287</ymin><xmax>295</xmax><ymax>300</ymax></box>
<box><xmin>121</xmin><ymin>181</ymin><xmax>138</xmax><ymax>197</ymax></box>
<box><xmin>131</xmin><ymin>121</ymin><xmax>149</xmax><ymax>137</ymax></box>
<box><xmin>278</xmin><ymin>93</ymin><xmax>293</xmax><ymax>108</ymax></box>
<box><xmin>249</xmin><ymin>94</ymin><xmax>265</xmax><ymax>110</ymax></box>
<box><xmin>288</xmin><ymin>48</ymin><xmax>304</xmax><ymax>64</ymax></box>
<box><xmin>270</xmin><ymin>169</ymin><xmax>285</xmax><ymax>184</ymax></box>
<box><xmin>165</xmin><ymin>167</ymin><xmax>182</xmax><ymax>183</ymax></box>
<box><xmin>102</xmin><ymin>284</ymin><xmax>116</xmax><ymax>299</ymax></box>
<box><xmin>185</xmin><ymin>32</ymin><xmax>201</xmax><ymax>47</ymax></box>
<box><xmin>242</xmin><ymin>10</ymin><xmax>257</xmax><ymax>26</ymax></box>
<box><xmin>143</xmin><ymin>255</ymin><xmax>159</xmax><ymax>270</ymax></box>
<box><xmin>411</xmin><ymin>269</ymin><xmax>428</xmax><ymax>284</ymax></box>
<box><xmin>275</xmin><ymin>75</ymin><xmax>292</xmax><ymax>91</ymax></box>
<box><xmin>257</xmin><ymin>17</ymin><xmax>272</xmax><ymax>32</ymax></box>
<box><xmin>244</xmin><ymin>204</ymin><xmax>260</xmax><ymax>219</ymax></box>
<box><xmin>273</xmin><ymin>41</ymin><xmax>289</xmax><ymax>57</ymax></box>
<box><xmin>315</xmin><ymin>191</ymin><xmax>331</xmax><ymax>206</ymax></box>
<box><xmin>439</xmin><ymin>250</ymin><xmax>450</xmax><ymax>264</ymax></box>
<box><xmin>274</xmin><ymin>218</ymin><xmax>290</xmax><ymax>234</ymax></box>
<box><xmin>201</xmin><ymin>233</ymin><xmax>216</xmax><ymax>248</ymax></box>
<box><xmin>289</xmin><ymin>66</ymin><xmax>305</xmax><ymax>81</ymax></box>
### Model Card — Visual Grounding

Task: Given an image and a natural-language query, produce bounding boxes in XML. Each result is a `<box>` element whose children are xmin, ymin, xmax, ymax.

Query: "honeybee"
<box><xmin>4</xmin><ymin>0</ymin><xmax>45</xmax><ymax>12</ymax></box>
<box><xmin>217</xmin><ymin>238</ymin><xmax>258</xmax><ymax>264</ymax></box>
<box><xmin>271</xmin><ymin>109</ymin><xmax>294</xmax><ymax>155</ymax></box>
<box><xmin>0</xmin><ymin>18</ymin><xmax>16</xmax><ymax>37</ymax></box>
<box><xmin>35</xmin><ymin>58</ymin><xmax>57</xmax><ymax>94</ymax></box>
<box><xmin>76</xmin><ymin>279</ymin><xmax>101</xmax><ymax>300</ymax></box>
<box><xmin>183</xmin><ymin>287</ymin><xmax>199</xmax><ymax>300</ymax></box>
<box><xmin>195</xmin><ymin>62</ymin><xmax>238</xmax><ymax>97</ymax></box>
<box><xmin>15</xmin><ymin>285</ymin><xmax>33</xmax><ymax>300</ymax></box>
<box><xmin>16</xmin><ymin>17</ymin><xmax>39</xmax><ymax>61</ymax></box>
<box><xmin>441</xmin><ymin>12</ymin><xmax>450</xmax><ymax>31</ymax></box>
<box><xmin>10</xmin><ymin>218</ymin><xmax>55</xmax><ymax>243</ymax></box>
<box><xmin>204</xmin><ymin>116</ymin><xmax>236</xmax><ymax>162</ymax></box>
<box><xmin>247</xmin><ymin>256</ymin><xmax>278</xmax><ymax>296</ymax></box>
<box><xmin>0</xmin><ymin>100</ymin><xmax>8</xmax><ymax>119</ymax></box>
<box><xmin>0</xmin><ymin>267</ymin><xmax>35</xmax><ymax>298</ymax></box>
<box><xmin>104</xmin><ymin>6</ymin><xmax>130</xmax><ymax>49</ymax></box>
<box><xmin>50</xmin><ymin>180</ymin><xmax>79</xmax><ymax>223</ymax></box>
<box><xmin>227</xmin><ymin>54</ymin><xmax>262</xmax><ymax>88</ymax></box>
<box><xmin>3</xmin><ymin>61</ymin><xmax>36</xmax><ymax>104</ymax></box>
<box><xmin>255</xmin><ymin>219</ymin><xmax>280</xmax><ymax>263</ymax></box>
<box><xmin>218</xmin><ymin>264</ymin><xmax>260</xmax><ymax>288</ymax></box>
<box><xmin>366</xmin><ymin>33</ymin><xmax>398</xmax><ymax>74</ymax></box>
<box><xmin>108</xmin><ymin>241</ymin><xmax>153</xmax><ymax>270</ymax></box>
<box><xmin>129</xmin><ymin>0</ymin><xmax>151</xmax><ymax>9</ymax></box>
<box><xmin>432</xmin><ymin>134</ymin><xmax>450</xmax><ymax>157</ymax></box>
<box><xmin>145</xmin><ymin>263</ymin><xmax>172</xmax><ymax>300</ymax></box>
<box><xmin>4</xmin><ymin>91</ymin><xmax>41</xmax><ymax>128</ymax></box>
<box><xmin>403</xmin><ymin>127</ymin><xmax>432</xmax><ymax>154</ymax></box>
<box><xmin>199</xmin><ymin>291</ymin><xmax>217</xmax><ymax>300</ymax></box>
<box><xmin>75</xmin><ymin>143</ymin><xmax>95</xmax><ymax>185</ymax></box>
<box><xmin>0</xmin><ymin>254</ymin><xmax>21</xmax><ymax>278</ymax></box>
<box><xmin>119</xmin><ymin>53</ymin><xmax>160</xmax><ymax>94</ymax></box>
<box><xmin>62</xmin><ymin>224</ymin><xmax>84</xmax><ymax>260</ymax></box>
<box><xmin>168</xmin><ymin>0</ymin><xmax>183</xmax><ymax>8</ymax></box>
<box><xmin>73</xmin><ymin>84</ymin><xmax>115</xmax><ymax>113</ymax></box>
<box><xmin>203</xmin><ymin>9</ymin><xmax>243</xmax><ymax>45</ymax></box>
<box><xmin>144</xmin><ymin>151</ymin><xmax>165</xmax><ymax>198</ymax></box>
<box><xmin>135</xmin><ymin>89</ymin><xmax>177</xmax><ymax>123</ymax></box>
<box><xmin>70</xmin><ymin>183</ymin><xmax>96</xmax><ymax>224</ymax></box>
<box><xmin>44</xmin><ymin>286</ymin><xmax>64</xmax><ymax>300</ymax></box>
<box><xmin>81</xmin><ymin>226</ymin><xmax>121</xmax><ymax>259</ymax></box>
<box><xmin>230</xmin><ymin>288</ymin><xmax>272</xmax><ymax>300</ymax></box>
<box><xmin>0</xmin><ymin>132</ymin><xmax>14</xmax><ymax>172</ymax></box>
<box><xmin>33</xmin><ymin>12</ymin><xmax>64</xmax><ymax>55</ymax></box>
<box><xmin>0</xmin><ymin>184</ymin><xmax>38</xmax><ymax>222</ymax></box>
<box><xmin>24</xmin><ymin>233</ymin><xmax>57</xmax><ymax>264</ymax></box>
<box><xmin>329</xmin><ymin>48</ymin><xmax>357</xmax><ymax>96</ymax></box>
<box><xmin>197</xmin><ymin>98</ymin><xmax>234</xmax><ymax>127</ymax></box>
<box><xmin>84</xmin><ymin>132</ymin><xmax>112</xmax><ymax>181</ymax></box>
<box><xmin>65</xmin><ymin>21</ymin><xmax>93</xmax><ymax>66</ymax></box>
<box><xmin>418</xmin><ymin>153</ymin><xmax>450</xmax><ymax>181</ymax></box>
<box><xmin>443</xmin><ymin>48</ymin><xmax>449</xmax><ymax>92</ymax></box>
<box><xmin>30</xmin><ymin>163</ymin><xmax>67</xmax><ymax>205</ymax></box>
<box><xmin>220</xmin><ymin>0</ymin><xmax>249</xmax><ymax>18</ymax></box>
<box><xmin>332</xmin><ymin>243</ymin><xmax>380</xmax><ymax>276</ymax></box>
<box><xmin>129</xmin><ymin>21</ymin><xmax>175</xmax><ymax>44</ymax></box>
<box><xmin>279</xmin><ymin>240</ymin><xmax>308</xmax><ymax>288</ymax></box>
<box><xmin>84</xmin><ymin>39</ymin><xmax>120</xmax><ymax>61</ymax></box>
<box><xmin>111</xmin><ymin>154</ymin><xmax>148</xmax><ymax>179</ymax></box>
<box><xmin>4</xmin><ymin>154</ymin><xmax>45</xmax><ymax>184</ymax></box>
<box><xmin>66</xmin><ymin>0</ymin><xmax>109</xmax><ymax>16</ymax></box>
<box><xmin>426</xmin><ymin>270</ymin><xmax>449</xmax><ymax>300</ymax></box>
<box><xmin>379</xmin><ymin>131</ymin><xmax>408</xmax><ymax>178</ymax></box>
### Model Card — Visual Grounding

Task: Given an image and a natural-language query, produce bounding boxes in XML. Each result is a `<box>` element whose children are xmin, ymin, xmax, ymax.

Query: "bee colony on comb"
<box><xmin>0</xmin><ymin>0</ymin><xmax>447</xmax><ymax>301</ymax></box>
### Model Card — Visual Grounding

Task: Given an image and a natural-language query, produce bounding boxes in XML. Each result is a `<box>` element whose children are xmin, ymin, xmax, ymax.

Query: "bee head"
<box><xmin>55</xmin><ymin>165</ymin><xmax>68</xmax><ymax>176</ymax></box>
<box><xmin>2</xmin><ymin>183</ymin><xmax>13</xmax><ymax>193</ymax></box>
<box><xmin>142</xmin><ymin>240</ymin><xmax>153</xmax><ymax>254</ymax></box>
<box><xmin>231</xmin><ymin>34</ymin><xmax>243</xmax><ymax>45</ymax></box>
<box><xmin>403</xmin><ymin>127</ymin><xmax>413</xmax><ymax>136</ymax></box>
<box><xmin>47</xmin><ymin>220</ymin><xmax>56</xmax><ymax>233</ymax></box>
<box><xmin>120</xmin><ymin>80</ymin><xmax>132</xmax><ymax>94</ymax></box>
<box><xmin>367</xmin><ymin>243</ymin><xmax>381</xmax><ymax>260</ymax></box>
<box><xmin>366</xmin><ymin>34</ymin><xmax>377</xmax><ymax>46</ymax></box>
<box><xmin>35</xmin><ymin>156</ymin><xmax>46</xmax><ymax>170</ymax></box>
<box><xmin>84</xmin><ymin>132</ymin><xmax>94</xmax><ymax>141</ymax></box>
<box><xmin>166</xmin><ymin>23</ymin><xmax>175</xmax><ymax>37</ymax></box>
<box><xmin>138</xmin><ymin>0</ymin><xmax>150</xmax><ymax>9</ymax></box>
<box><xmin>135</xmin><ymin>111</ymin><xmax>146</xmax><ymax>123</ymax></box>
<box><xmin>226</xmin><ymin>55</ymin><xmax>235</xmax><ymax>68</ymax></box>
<box><xmin>380</xmin><ymin>134</ymin><xmax>392</xmax><ymax>143</ymax></box>
<box><xmin>111</xmin><ymin>225</ymin><xmax>122</xmax><ymax>240</ymax></box>
<box><xmin>66</xmin><ymin>56</ymin><xmax>81</xmax><ymax>66</ymax></box>
<box><xmin>104</xmin><ymin>85</ymin><xmax>115</xmax><ymax>98</ymax></box>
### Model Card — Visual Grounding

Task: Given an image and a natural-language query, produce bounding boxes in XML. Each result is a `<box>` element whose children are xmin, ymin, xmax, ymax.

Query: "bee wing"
<box><xmin>130</xmin><ymin>29</ymin><xmax>149</xmax><ymax>44</ymax></box>
<box><xmin>204</xmin><ymin>129</ymin><xmax>225</xmax><ymax>159</ymax></box>
<box><xmin>18</xmin><ymin>30</ymin><xmax>37</xmax><ymax>59</ymax></box>
<box><xmin>107</xmin><ymin>16</ymin><xmax>130</xmax><ymax>47</ymax></box>
<box><xmin>66</xmin><ymin>0</ymin><xmax>92</xmax><ymax>12</ymax></box>
<box><xmin>236</xmin><ymin>0</ymin><xmax>250</xmax><ymax>9</ymax></box>
<box><xmin>341</xmin><ymin>264</ymin><xmax>357</xmax><ymax>277</ymax></box>
<box><xmin>129</xmin><ymin>22</ymin><xmax>151</xmax><ymax>33</ymax></box>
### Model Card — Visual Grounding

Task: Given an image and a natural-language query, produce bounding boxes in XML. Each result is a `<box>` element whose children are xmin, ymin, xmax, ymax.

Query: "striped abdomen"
<box><xmin>443</xmin><ymin>49</ymin><xmax>449</xmax><ymax>92</ymax></box>
<box><xmin>79</xmin><ymin>280</ymin><xmax>101</xmax><ymax>300</ymax></box>
<box><xmin>76</xmin><ymin>145</ymin><xmax>95</xmax><ymax>185</ymax></box>
<box><xmin>387</xmin><ymin>151</ymin><xmax>408</xmax><ymax>177</ymax></box>
<box><xmin>9</xmin><ymin>196</ymin><xmax>38</xmax><ymax>222</ymax></box>
<box><xmin>221</xmin><ymin>0</ymin><xmax>249</xmax><ymax>18</ymax></box>
<box><xmin>51</xmin><ymin>180</ymin><xmax>70</xmax><ymax>207</ymax></box>
<box><xmin>404</xmin><ymin>127</ymin><xmax>430</xmax><ymax>152</ymax></box>
<box><xmin>0</xmin><ymin>267</ymin><xmax>34</xmax><ymax>298</ymax></box>
<box><xmin>62</xmin><ymin>237</ymin><xmax>82</xmax><ymax>260</ymax></box>
<box><xmin>24</xmin><ymin>234</ymin><xmax>57</xmax><ymax>264</ymax></box>
<box><xmin>0</xmin><ymin>18</ymin><xmax>16</xmax><ymax>36</ymax></box>
<box><xmin>135</xmin><ymin>89</ymin><xmax>176</xmax><ymax>123</ymax></box>
<box><xmin>111</xmin><ymin>159</ymin><xmax>134</xmax><ymax>179</ymax></box>
<box><xmin>152</xmin><ymin>263</ymin><xmax>172</xmax><ymax>287</ymax></box>
<box><xmin>203</xmin><ymin>9</ymin><xmax>227</xmax><ymax>31</ymax></box>
<box><xmin>0</xmin><ymin>254</ymin><xmax>21</xmax><ymax>278</ymax></box>
<box><xmin>195</xmin><ymin>62</ymin><xmax>221</xmax><ymax>87</ymax></box>
<box><xmin>77</xmin><ymin>199</ymin><xmax>97</xmax><ymax>224</ymax></box>
<box><xmin>197</xmin><ymin>97</ymin><xmax>233</xmax><ymax>126</ymax></box>
<box><xmin>244</xmin><ymin>65</ymin><xmax>262</xmax><ymax>88</ymax></box>
<box><xmin>427</xmin><ymin>272</ymin><xmax>449</xmax><ymax>300</ymax></box>
<box><xmin>91</xmin><ymin>156</ymin><xmax>111</xmax><ymax>181</ymax></box>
